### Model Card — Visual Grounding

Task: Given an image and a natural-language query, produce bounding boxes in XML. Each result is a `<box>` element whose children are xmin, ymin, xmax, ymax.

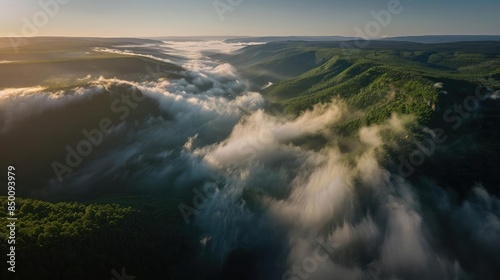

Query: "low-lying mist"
<box><xmin>0</xmin><ymin>41</ymin><xmax>498</xmax><ymax>280</ymax></box>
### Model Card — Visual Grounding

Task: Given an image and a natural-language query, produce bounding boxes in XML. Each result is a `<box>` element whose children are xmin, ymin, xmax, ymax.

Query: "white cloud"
<box><xmin>3</xmin><ymin>40</ymin><xmax>498</xmax><ymax>279</ymax></box>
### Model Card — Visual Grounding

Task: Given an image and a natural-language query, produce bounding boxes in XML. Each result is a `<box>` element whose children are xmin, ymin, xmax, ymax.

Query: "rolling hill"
<box><xmin>217</xmin><ymin>40</ymin><xmax>500</xmax><ymax>196</ymax></box>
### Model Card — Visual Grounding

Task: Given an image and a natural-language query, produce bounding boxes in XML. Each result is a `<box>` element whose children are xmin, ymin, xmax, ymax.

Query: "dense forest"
<box><xmin>1</xmin><ymin>39</ymin><xmax>499</xmax><ymax>279</ymax></box>
<box><xmin>218</xmin><ymin>41</ymin><xmax>500</xmax><ymax>197</ymax></box>
<box><xmin>0</xmin><ymin>196</ymin><xmax>205</xmax><ymax>279</ymax></box>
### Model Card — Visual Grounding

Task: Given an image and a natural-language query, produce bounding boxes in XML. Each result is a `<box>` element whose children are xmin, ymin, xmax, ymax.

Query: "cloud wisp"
<box><xmin>1</xmin><ymin>40</ymin><xmax>499</xmax><ymax>280</ymax></box>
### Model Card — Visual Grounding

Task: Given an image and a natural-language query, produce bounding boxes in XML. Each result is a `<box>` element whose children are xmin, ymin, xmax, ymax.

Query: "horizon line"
<box><xmin>2</xmin><ymin>34</ymin><xmax>500</xmax><ymax>39</ymax></box>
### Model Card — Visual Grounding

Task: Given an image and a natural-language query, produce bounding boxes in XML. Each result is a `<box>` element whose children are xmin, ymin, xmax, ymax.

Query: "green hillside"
<box><xmin>0</xmin><ymin>195</ymin><xmax>204</xmax><ymax>279</ymax></box>
<box><xmin>220</xmin><ymin>41</ymin><xmax>500</xmax><ymax>130</ymax></box>
<box><xmin>2</xmin><ymin>39</ymin><xmax>499</xmax><ymax>279</ymax></box>
<box><xmin>0</xmin><ymin>37</ymin><xmax>184</xmax><ymax>88</ymax></box>
<box><xmin>220</xmin><ymin>41</ymin><xmax>500</xmax><ymax>196</ymax></box>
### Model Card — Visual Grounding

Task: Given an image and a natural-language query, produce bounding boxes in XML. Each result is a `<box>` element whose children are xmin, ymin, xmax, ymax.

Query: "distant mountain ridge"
<box><xmin>224</xmin><ymin>36</ymin><xmax>359</xmax><ymax>43</ymax></box>
<box><xmin>383</xmin><ymin>35</ymin><xmax>500</xmax><ymax>43</ymax></box>
<box><xmin>225</xmin><ymin>35</ymin><xmax>500</xmax><ymax>44</ymax></box>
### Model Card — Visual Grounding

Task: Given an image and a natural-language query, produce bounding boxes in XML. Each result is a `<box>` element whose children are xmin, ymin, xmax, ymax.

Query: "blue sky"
<box><xmin>1</xmin><ymin>0</ymin><xmax>499</xmax><ymax>37</ymax></box>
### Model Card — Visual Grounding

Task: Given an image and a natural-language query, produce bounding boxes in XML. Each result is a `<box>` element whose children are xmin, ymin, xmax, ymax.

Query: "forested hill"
<box><xmin>0</xmin><ymin>195</ymin><xmax>205</xmax><ymax>279</ymax></box>
<box><xmin>215</xmin><ymin>40</ymin><xmax>500</xmax><ymax>196</ymax></box>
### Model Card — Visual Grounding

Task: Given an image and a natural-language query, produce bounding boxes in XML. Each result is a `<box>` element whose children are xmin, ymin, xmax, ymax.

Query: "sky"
<box><xmin>1</xmin><ymin>0</ymin><xmax>499</xmax><ymax>37</ymax></box>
